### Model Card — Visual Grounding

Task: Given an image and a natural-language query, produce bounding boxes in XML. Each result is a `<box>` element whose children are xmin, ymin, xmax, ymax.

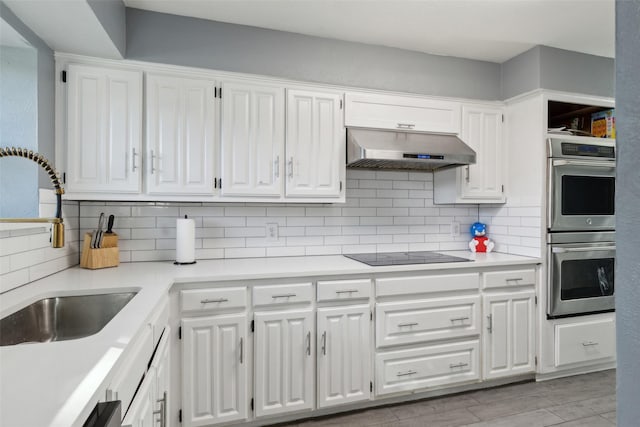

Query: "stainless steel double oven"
<box><xmin>547</xmin><ymin>138</ymin><xmax>616</xmax><ymax>318</ymax></box>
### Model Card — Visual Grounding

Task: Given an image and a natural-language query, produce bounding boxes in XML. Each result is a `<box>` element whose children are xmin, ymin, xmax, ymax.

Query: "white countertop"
<box><xmin>0</xmin><ymin>252</ymin><xmax>540</xmax><ymax>427</ymax></box>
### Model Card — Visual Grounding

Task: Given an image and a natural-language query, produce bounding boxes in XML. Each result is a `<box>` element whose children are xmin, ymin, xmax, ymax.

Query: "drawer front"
<box><xmin>376</xmin><ymin>273</ymin><xmax>479</xmax><ymax>298</ymax></box>
<box><xmin>317</xmin><ymin>279</ymin><xmax>371</xmax><ymax>302</ymax></box>
<box><xmin>555</xmin><ymin>318</ymin><xmax>616</xmax><ymax>367</ymax></box>
<box><xmin>376</xmin><ymin>296</ymin><xmax>480</xmax><ymax>347</ymax></box>
<box><xmin>180</xmin><ymin>287</ymin><xmax>247</xmax><ymax>313</ymax></box>
<box><xmin>483</xmin><ymin>268</ymin><xmax>536</xmax><ymax>289</ymax></box>
<box><xmin>375</xmin><ymin>340</ymin><xmax>480</xmax><ymax>396</ymax></box>
<box><xmin>253</xmin><ymin>282</ymin><xmax>313</xmax><ymax>306</ymax></box>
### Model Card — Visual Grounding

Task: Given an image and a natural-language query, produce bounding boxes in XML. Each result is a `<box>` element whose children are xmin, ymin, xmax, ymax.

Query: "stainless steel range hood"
<box><xmin>346</xmin><ymin>128</ymin><xmax>476</xmax><ymax>171</ymax></box>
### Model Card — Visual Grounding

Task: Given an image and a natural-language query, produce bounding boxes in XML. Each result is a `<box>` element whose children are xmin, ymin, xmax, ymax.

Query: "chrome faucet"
<box><xmin>0</xmin><ymin>147</ymin><xmax>65</xmax><ymax>248</ymax></box>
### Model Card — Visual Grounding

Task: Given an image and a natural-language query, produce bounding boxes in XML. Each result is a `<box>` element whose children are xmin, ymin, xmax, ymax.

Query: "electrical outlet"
<box><xmin>266</xmin><ymin>223</ymin><xmax>279</xmax><ymax>242</ymax></box>
<box><xmin>450</xmin><ymin>221</ymin><xmax>460</xmax><ymax>237</ymax></box>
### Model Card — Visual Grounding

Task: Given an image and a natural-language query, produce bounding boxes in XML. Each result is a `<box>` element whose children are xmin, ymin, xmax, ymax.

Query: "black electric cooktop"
<box><xmin>344</xmin><ymin>251</ymin><xmax>472</xmax><ymax>266</ymax></box>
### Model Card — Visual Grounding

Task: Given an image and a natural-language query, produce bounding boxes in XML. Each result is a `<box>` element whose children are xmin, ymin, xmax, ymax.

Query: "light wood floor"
<box><xmin>280</xmin><ymin>369</ymin><xmax>616</xmax><ymax>427</ymax></box>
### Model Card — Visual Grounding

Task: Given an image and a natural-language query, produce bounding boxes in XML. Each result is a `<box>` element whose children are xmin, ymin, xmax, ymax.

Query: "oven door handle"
<box><xmin>552</xmin><ymin>159</ymin><xmax>615</xmax><ymax>168</ymax></box>
<box><xmin>552</xmin><ymin>246</ymin><xmax>616</xmax><ymax>253</ymax></box>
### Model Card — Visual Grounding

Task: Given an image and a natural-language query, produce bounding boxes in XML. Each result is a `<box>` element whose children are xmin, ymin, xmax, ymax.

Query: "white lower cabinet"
<box><xmin>317</xmin><ymin>305</ymin><xmax>371</xmax><ymax>408</ymax></box>
<box><xmin>483</xmin><ymin>291</ymin><xmax>536</xmax><ymax>380</ymax></box>
<box><xmin>122</xmin><ymin>328</ymin><xmax>170</xmax><ymax>427</ymax></box>
<box><xmin>181</xmin><ymin>314</ymin><xmax>248</xmax><ymax>427</ymax></box>
<box><xmin>555</xmin><ymin>317</ymin><xmax>616</xmax><ymax>367</ymax></box>
<box><xmin>254</xmin><ymin>309</ymin><xmax>315</xmax><ymax>417</ymax></box>
<box><xmin>375</xmin><ymin>340</ymin><xmax>480</xmax><ymax>396</ymax></box>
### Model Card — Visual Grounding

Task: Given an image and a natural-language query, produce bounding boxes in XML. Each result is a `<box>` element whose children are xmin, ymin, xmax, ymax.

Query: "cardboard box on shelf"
<box><xmin>591</xmin><ymin>109</ymin><xmax>616</xmax><ymax>138</ymax></box>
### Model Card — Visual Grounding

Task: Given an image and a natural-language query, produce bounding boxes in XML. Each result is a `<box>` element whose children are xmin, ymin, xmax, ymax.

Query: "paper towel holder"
<box><xmin>175</xmin><ymin>214</ymin><xmax>197</xmax><ymax>265</ymax></box>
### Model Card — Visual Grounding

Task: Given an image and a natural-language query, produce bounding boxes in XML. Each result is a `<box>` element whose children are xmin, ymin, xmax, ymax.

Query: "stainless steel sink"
<box><xmin>0</xmin><ymin>292</ymin><xmax>137</xmax><ymax>346</ymax></box>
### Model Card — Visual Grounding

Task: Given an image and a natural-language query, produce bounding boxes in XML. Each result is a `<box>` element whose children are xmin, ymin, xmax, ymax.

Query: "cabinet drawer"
<box><xmin>555</xmin><ymin>318</ymin><xmax>616</xmax><ymax>367</ymax></box>
<box><xmin>375</xmin><ymin>340</ymin><xmax>480</xmax><ymax>396</ymax></box>
<box><xmin>317</xmin><ymin>279</ymin><xmax>371</xmax><ymax>302</ymax></box>
<box><xmin>376</xmin><ymin>273</ymin><xmax>479</xmax><ymax>298</ymax></box>
<box><xmin>253</xmin><ymin>282</ymin><xmax>313</xmax><ymax>306</ymax></box>
<box><xmin>345</xmin><ymin>92</ymin><xmax>461</xmax><ymax>134</ymax></box>
<box><xmin>376</xmin><ymin>296</ymin><xmax>480</xmax><ymax>347</ymax></box>
<box><xmin>483</xmin><ymin>268</ymin><xmax>536</xmax><ymax>289</ymax></box>
<box><xmin>180</xmin><ymin>287</ymin><xmax>247</xmax><ymax>313</ymax></box>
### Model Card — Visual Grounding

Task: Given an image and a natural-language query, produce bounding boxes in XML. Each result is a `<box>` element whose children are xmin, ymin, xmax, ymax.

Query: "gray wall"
<box><xmin>87</xmin><ymin>0</ymin><xmax>126</xmax><ymax>57</ymax></box>
<box><xmin>0</xmin><ymin>46</ymin><xmax>38</xmax><ymax>217</ymax></box>
<box><xmin>501</xmin><ymin>45</ymin><xmax>614</xmax><ymax>99</ymax></box>
<box><xmin>0</xmin><ymin>1</ymin><xmax>54</xmax><ymax>189</ymax></box>
<box><xmin>615</xmin><ymin>0</ymin><xmax>640</xmax><ymax>425</ymax></box>
<box><xmin>126</xmin><ymin>8</ymin><xmax>502</xmax><ymax>101</ymax></box>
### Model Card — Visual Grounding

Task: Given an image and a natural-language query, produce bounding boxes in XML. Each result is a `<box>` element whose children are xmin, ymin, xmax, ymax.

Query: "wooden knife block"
<box><xmin>80</xmin><ymin>232</ymin><xmax>119</xmax><ymax>269</ymax></box>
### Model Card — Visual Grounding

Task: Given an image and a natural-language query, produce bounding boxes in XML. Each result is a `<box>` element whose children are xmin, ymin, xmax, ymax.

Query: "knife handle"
<box><xmin>106</xmin><ymin>215</ymin><xmax>115</xmax><ymax>234</ymax></box>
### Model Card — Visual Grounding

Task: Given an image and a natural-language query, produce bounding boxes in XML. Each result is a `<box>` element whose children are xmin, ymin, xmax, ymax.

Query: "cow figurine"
<box><xmin>469</xmin><ymin>222</ymin><xmax>494</xmax><ymax>253</ymax></box>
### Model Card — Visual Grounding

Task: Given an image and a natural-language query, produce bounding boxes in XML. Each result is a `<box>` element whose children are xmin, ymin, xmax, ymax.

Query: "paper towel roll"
<box><xmin>176</xmin><ymin>216</ymin><xmax>195</xmax><ymax>264</ymax></box>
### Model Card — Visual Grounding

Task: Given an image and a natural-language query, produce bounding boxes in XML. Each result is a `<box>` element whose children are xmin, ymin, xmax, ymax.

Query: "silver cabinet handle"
<box><xmin>450</xmin><ymin>362</ymin><xmax>469</xmax><ymax>369</ymax></box>
<box><xmin>132</xmin><ymin>147</ymin><xmax>138</xmax><ymax>172</ymax></box>
<box><xmin>272</xmin><ymin>293</ymin><xmax>296</xmax><ymax>299</ymax></box>
<box><xmin>287</xmin><ymin>157</ymin><xmax>294</xmax><ymax>178</ymax></box>
<box><xmin>321</xmin><ymin>331</ymin><xmax>326</xmax><ymax>355</ymax></box>
<box><xmin>505</xmin><ymin>277</ymin><xmax>524</xmax><ymax>282</ymax></box>
<box><xmin>396</xmin><ymin>123</ymin><xmax>415</xmax><ymax>129</ymax></box>
<box><xmin>396</xmin><ymin>370</ymin><xmax>417</xmax><ymax>377</ymax></box>
<box><xmin>450</xmin><ymin>317</ymin><xmax>470</xmax><ymax>323</ymax></box>
<box><xmin>150</xmin><ymin>149</ymin><xmax>156</xmax><ymax>174</ymax></box>
<box><xmin>465</xmin><ymin>166</ymin><xmax>470</xmax><ymax>182</ymax></box>
<box><xmin>487</xmin><ymin>314</ymin><xmax>493</xmax><ymax>333</ymax></box>
<box><xmin>274</xmin><ymin>156</ymin><xmax>280</xmax><ymax>179</ymax></box>
<box><xmin>582</xmin><ymin>341</ymin><xmax>599</xmax><ymax>347</ymax></box>
<box><xmin>240</xmin><ymin>337</ymin><xmax>244</xmax><ymax>363</ymax></box>
<box><xmin>553</xmin><ymin>159</ymin><xmax>615</xmax><ymax>168</ymax></box>
<box><xmin>335</xmin><ymin>289</ymin><xmax>359</xmax><ymax>294</ymax></box>
<box><xmin>306</xmin><ymin>331</ymin><xmax>311</xmax><ymax>356</ymax></box>
<box><xmin>154</xmin><ymin>391</ymin><xmax>166</xmax><ymax>427</ymax></box>
<box><xmin>398</xmin><ymin>322</ymin><xmax>418</xmax><ymax>328</ymax></box>
<box><xmin>201</xmin><ymin>298</ymin><xmax>228</xmax><ymax>304</ymax></box>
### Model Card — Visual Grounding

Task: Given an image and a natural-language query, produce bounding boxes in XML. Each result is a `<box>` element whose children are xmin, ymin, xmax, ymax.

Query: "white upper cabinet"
<box><xmin>66</xmin><ymin>64</ymin><xmax>142</xmax><ymax>193</ymax></box>
<box><xmin>220</xmin><ymin>82</ymin><xmax>284</xmax><ymax>197</ymax></box>
<box><xmin>146</xmin><ymin>73</ymin><xmax>217</xmax><ymax>195</ymax></box>
<box><xmin>285</xmin><ymin>89</ymin><xmax>345</xmax><ymax>198</ymax></box>
<box><xmin>344</xmin><ymin>92</ymin><xmax>461</xmax><ymax>134</ymax></box>
<box><xmin>434</xmin><ymin>104</ymin><xmax>505</xmax><ymax>204</ymax></box>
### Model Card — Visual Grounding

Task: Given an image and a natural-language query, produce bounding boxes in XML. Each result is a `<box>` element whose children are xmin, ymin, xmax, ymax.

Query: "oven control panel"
<box><xmin>561</xmin><ymin>143</ymin><xmax>615</xmax><ymax>158</ymax></box>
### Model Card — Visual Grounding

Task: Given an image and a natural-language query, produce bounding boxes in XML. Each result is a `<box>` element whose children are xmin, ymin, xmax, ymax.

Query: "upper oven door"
<box><xmin>548</xmin><ymin>159</ymin><xmax>615</xmax><ymax>231</ymax></box>
<box><xmin>548</xmin><ymin>242</ymin><xmax>615</xmax><ymax>318</ymax></box>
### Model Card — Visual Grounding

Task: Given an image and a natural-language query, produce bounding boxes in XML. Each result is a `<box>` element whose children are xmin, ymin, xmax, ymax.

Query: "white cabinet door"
<box><xmin>317</xmin><ymin>305</ymin><xmax>371</xmax><ymax>408</ymax></box>
<box><xmin>221</xmin><ymin>82</ymin><xmax>284</xmax><ymax>197</ymax></box>
<box><xmin>66</xmin><ymin>64</ymin><xmax>142</xmax><ymax>193</ymax></box>
<box><xmin>146</xmin><ymin>74</ymin><xmax>217</xmax><ymax>195</ymax></box>
<box><xmin>433</xmin><ymin>104</ymin><xmax>505</xmax><ymax>204</ymax></box>
<box><xmin>459</xmin><ymin>105</ymin><xmax>504</xmax><ymax>200</ymax></box>
<box><xmin>254</xmin><ymin>309</ymin><xmax>314</xmax><ymax>417</ymax></box>
<box><xmin>182</xmin><ymin>314</ymin><xmax>247</xmax><ymax>427</ymax></box>
<box><xmin>152</xmin><ymin>328</ymin><xmax>170</xmax><ymax>427</ymax></box>
<box><xmin>122</xmin><ymin>366</ymin><xmax>157</xmax><ymax>427</ymax></box>
<box><xmin>286</xmin><ymin>89</ymin><xmax>344</xmax><ymax>198</ymax></box>
<box><xmin>483</xmin><ymin>291</ymin><xmax>536</xmax><ymax>380</ymax></box>
<box><xmin>344</xmin><ymin>92</ymin><xmax>461</xmax><ymax>133</ymax></box>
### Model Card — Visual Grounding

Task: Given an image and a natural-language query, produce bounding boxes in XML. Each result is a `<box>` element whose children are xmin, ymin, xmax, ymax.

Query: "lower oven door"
<box><xmin>548</xmin><ymin>242</ymin><xmax>615</xmax><ymax>318</ymax></box>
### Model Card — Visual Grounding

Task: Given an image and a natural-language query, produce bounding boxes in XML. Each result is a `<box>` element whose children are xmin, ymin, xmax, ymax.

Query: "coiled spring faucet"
<box><xmin>0</xmin><ymin>147</ymin><xmax>65</xmax><ymax>248</ymax></box>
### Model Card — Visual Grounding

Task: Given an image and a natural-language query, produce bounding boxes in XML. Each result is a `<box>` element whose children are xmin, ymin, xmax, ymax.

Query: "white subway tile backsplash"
<box><xmin>377</xmin><ymin>243</ymin><xmax>409</xmax><ymax>252</ymax></box>
<box><xmin>376</xmin><ymin>189</ymin><xmax>408</xmax><ymax>199</ymax></box>
<box><xmin>285</xmin><ymin>236</ymin><xmax>324</xmax><ymax>246</ymax></box>
<box><xmin>359</xmin><ymin>235</ymin><xmax>393</xmax><ymax>244</ymax></box>
<box><xmin>225</xmin><ymin>227</ymin><xmax>266</xmax><ymax>238</ymax></box>
<box><xmin>324</xmin><ymin>235</ymin><xmax>359</xmax><ymax>245</ymax></box>
<box><xmin>267</xmin><ymin>247</ymin><xmax>305</xmax><ymax>257</ymax></box>
<box><xmin>225</xmin><ymin>247</ymin><xmax>266</xmax><ymax>258</ymax></box>
<box><xmin>131</xmin><ymin>206</ymin><xmax>180</xmax><ymax>217</ymax></box>
<box><xmin>409</xmin><ymin>172</ymin><xmax>433</xmax><ymax>181</ymax></box>
<box><xmin>203</xmin><ymin>238</ymin><xmax>245</xmax><ymax>249</ymax></box>
<box><xmin>305</xmin><ymin>226</ymin><xmax>341</xmax><ymax>236</ymax></box>
<box><xmin>305</xmin><ymin>245</ymin><xmax>341</xmax><ymax>255</ymax></box>
<box><xmin>224</xmin><ymin>207</ymin><xmax>266</xmax><ymax>217</ymax></box>
<box><xmin>324</xmin><ymin>217</ymin><xmax>360</xmax><ymax>226</ymax></box>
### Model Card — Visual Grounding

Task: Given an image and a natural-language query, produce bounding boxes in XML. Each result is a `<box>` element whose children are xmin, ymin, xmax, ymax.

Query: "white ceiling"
<box><xmin>124</xmin><ymin>0</ymin><xmax>614</xmax><ymax>63</ymax></box>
